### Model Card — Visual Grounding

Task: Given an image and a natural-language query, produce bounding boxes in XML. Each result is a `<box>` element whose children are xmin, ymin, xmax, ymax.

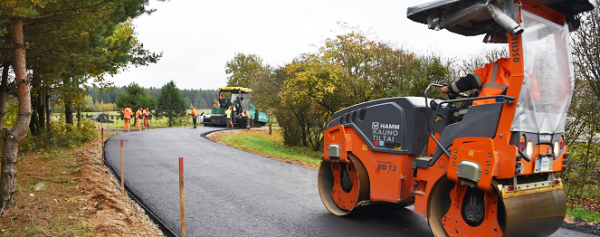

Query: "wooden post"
<box><xmin>268</xmin><ymin>112</ymin><xmax>272</xmax><ymax>135</ymax></box>
<box><xmin>121</xmin><ymin>139</ymin><xmax>124</xmax><ymax>194</ymax></box>
<box><xmin>179</xmin><ymin>156</ymin><xmax>186</xmax><ymax>237</ymax></box>
<box><xmin>101</xmin><ymin>127</ymin><xmax>104</xmax><ymax>162</ymax></box>
<box><xmin>101</xmin><ymin>127</ymin><xmax>104</xmax><ymax>151</ymax></box>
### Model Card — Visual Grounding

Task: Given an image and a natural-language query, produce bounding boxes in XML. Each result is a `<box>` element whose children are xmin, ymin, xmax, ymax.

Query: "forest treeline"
<box><xmin>82</xmin><ymin>87</ymin><xmax>218</xmax><ymax>111</ymax></box>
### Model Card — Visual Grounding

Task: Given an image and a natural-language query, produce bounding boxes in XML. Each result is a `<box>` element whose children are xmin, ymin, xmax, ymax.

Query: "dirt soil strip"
<box><xmin>76</xmin><ymin>137</ymin><xmax>164</xmax><ymax>236</ymax></box>
<box><xmin>206</xmin><ymin>128</ymin><xmax>600</xmax><ymax>236</ymax></box>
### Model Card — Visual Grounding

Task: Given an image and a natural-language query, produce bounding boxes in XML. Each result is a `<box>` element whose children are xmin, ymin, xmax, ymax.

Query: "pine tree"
<box><xmin>115</xmin><ymin>83</ymin><xmax>157</xmax><ymax>115</ymax></box>
<box><xmin>156</xmin><ymin>81</ymin><xmax>186</xmax><ymax>127</ymax></box>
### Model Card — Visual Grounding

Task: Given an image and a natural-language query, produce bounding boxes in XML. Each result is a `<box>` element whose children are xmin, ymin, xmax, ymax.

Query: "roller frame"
<box><xmin>319</xmin><ymin>1</ymin><xmax>587</xmax><ymax>236</ymax></box>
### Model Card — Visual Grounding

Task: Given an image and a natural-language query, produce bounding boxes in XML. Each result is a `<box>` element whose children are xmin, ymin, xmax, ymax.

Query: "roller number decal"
<box><xmin>376</xmin><ymin>161</ymin><xmax>397</xmax><ymax>173</ymax></box>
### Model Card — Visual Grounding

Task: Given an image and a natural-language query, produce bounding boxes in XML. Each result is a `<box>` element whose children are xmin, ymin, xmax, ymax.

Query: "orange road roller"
<box><xmin>318</xmin><ymin>0</ymin><xmax>594</xmax><ymax>236</ymax></box>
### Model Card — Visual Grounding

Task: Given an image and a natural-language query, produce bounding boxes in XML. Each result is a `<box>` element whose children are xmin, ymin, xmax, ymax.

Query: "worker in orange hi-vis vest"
<box><xmin>143</xmin><ymin>107</ymin><xmax>151</xmax><ymax>130</ymax></box>
<box><xmin>189</xmin><ymin>106</ymin><xmax>198</xmax><ymax>128</ymax></box>
<box><xmin>441</xmin><ymin>58</ymin><xmax>511</xmax><ymax>106</ymax></box>
<box><xmin>243</xmin><ymin>110</ymin><xmax>250</xmax><ymax>129</ymax></box>
<box><xmin>123</xmin><ymin>106</ymin><xmax>133</xmax><ymax>132</ymax></box>
<box><xmin>135</xmin><ymin>107</ymin><xmax>143</xmax><ymax>131</ymax></box>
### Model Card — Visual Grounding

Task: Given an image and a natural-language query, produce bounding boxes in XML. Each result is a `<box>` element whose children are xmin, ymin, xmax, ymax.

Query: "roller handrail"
<box><xmin>424</xmin><ymin>84</ymin><xmax>451</xmax><ymax>159</ymax></box>
<box><xmin>424</xmin><ymin>83</ymin><xmax>515</xmax><ymax>160</ymax></box>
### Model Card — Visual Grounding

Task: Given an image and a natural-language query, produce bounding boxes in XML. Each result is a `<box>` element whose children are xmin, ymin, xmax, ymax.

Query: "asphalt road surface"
<box><xmin>104</xmin><ymin>127</ymin><xmax>594</xmax><ymax>237</ymax></box>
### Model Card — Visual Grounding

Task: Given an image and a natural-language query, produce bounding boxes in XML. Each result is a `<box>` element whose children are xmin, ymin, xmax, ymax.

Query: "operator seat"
<box><xmin>431</xmin><ymin>102</ymin><xmax>503</xmax><ymax>164</ymax></box>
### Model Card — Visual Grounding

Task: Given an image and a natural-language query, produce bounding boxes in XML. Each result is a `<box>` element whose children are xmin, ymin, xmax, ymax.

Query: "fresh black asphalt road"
<box><xmin>104</xmin><ymin>127</ymin><xmax>594</xmax><ymax>237</ymax></box>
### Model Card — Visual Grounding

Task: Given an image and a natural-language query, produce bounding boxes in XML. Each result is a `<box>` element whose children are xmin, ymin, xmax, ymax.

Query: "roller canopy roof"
<box><xmin>218</xmin><ymin>87</ymin><xmax>252</xmax><ymax>93</ymax></box>
<box><xmin>407</xmin><ymin>0</ymin><xmax>594</xmax><ymax>43</ymax></box>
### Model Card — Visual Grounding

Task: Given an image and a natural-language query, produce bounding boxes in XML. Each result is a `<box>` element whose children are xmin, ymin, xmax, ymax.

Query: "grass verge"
<box><xmin>213</xmin><ymin>129</ymin><xmax>322</xmax><ymax>169</ymax></box>
<box><xmin>568</xmin><ymin>206</ymin><xmax>600</xmax><ymax>223</ymax></box>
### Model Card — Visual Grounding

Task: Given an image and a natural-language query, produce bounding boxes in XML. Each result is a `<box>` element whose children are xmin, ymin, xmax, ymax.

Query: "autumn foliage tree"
<box><xmin>233</xmin><ymin>24</ymin><xmax>451</xmax><ymax>150</ymax></box>
<box><xmin>225</xmin><ymin>53</ymin><xmax>266</xmax><ymax>88</ymax></box>
<box><xmin>564</xmin><ymin>0</ymin><xmax>600</xmax><ymax>201</ymax></box>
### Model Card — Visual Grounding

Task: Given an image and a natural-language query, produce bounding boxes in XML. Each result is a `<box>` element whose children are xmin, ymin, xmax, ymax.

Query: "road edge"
<box><xmin>102</xmin><ymin>137</ymin><xmax>179</xmax><ymax>237</ymax></box>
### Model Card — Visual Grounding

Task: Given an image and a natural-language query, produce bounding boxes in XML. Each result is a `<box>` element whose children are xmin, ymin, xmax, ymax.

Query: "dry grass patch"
<box><xmin>0</xmin><ymin>136</ymin><xmax>163</xmax><ymax>237</ymax></box>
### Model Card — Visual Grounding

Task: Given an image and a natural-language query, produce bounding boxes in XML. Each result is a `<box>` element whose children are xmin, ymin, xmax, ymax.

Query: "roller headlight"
<box><xmin>526</xmin><ymin>140</ymin><xmax>534</xmax><ymax>158</ymax></box>
<box><xmin>554</xmin><ymin>140</ymin><xmax>560</xmax><ymax>156</ymax></box>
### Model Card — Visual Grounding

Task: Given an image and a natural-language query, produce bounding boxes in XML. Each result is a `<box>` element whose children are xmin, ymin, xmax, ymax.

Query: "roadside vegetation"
<box><xmin>0</xmin><ymin>120</ymin><xmax>96</xmax><ymax>236</ymax></box>
<box><xmin>0</xmin><ymin>122</ymin><xmax>162</xmax><ymax>236</ymax></box>
<box><xmin>0</xmin><ymin>147</ymin><xmax>91</xmax><ymax>236</ymax></box>
<box><xmin>210</xmin><ymin>129</ymin><xmax>321</xmax><ymax>169</ymax></box>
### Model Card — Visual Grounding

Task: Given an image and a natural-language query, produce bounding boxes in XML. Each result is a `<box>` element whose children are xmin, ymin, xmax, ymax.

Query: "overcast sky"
<box><xmin>108</xmin><ymin>0</ymin><xmax>498</xmax><ymax>90</ymax></box>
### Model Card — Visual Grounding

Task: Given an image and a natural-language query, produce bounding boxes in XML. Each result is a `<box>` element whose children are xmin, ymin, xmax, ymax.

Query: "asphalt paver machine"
<box><xmin>200</xmin><ymin>87</ymin><xmax>268</xmax><ymax>127</ymax></box>
<box><xmin>318</xmin><ymin>0</ymin><xmax>594</xmax><ymax>236</ymax></box>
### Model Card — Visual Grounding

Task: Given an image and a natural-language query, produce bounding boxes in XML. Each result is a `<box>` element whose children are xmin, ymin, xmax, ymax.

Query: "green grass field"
<box><xmin>219</xmin><ymin>130</ymin><xmax>322</xmax><ymax>166</ymax></box>
<box><xmin>568</xmin><ymin>206</ymin><xmax>600</xmax><ymax>223</ymax></box>
<box><xmin>52</xmin><ymin>109</ymin><xmax>212</xmax><ymax>131</ymax></box>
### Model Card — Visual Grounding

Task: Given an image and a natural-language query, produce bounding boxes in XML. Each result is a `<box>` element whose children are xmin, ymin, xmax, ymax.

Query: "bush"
<box><xmin>17</xmin><ymin>120</ymin><xmax>97</xmax><ymax>153</ymax></box>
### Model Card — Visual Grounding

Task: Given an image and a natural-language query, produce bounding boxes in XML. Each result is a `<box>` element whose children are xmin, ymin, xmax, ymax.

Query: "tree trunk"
<box><xmin>29</xmin><ymin>75</ymin><xmax>41</xmax><ymax>136</ymax></box>
<box><xmin>44</xmin><ymin>84</ymin><xmax>51</xmax><ymax>132</ymax></box>
<box><xmin>300</xmin><ymin>119</ymin><xmax>307</xmax><ymax>147</ymax></box>
<box><xmin>29</xmin><ymin>106</ymin><xmax>40</xmax><ymax>135</ymax></box>
<box><xmin>0</xmin><ymin>61</ymin><xmax>9</xmax><ymax>128</ymax></box>
<box><xmin>268</xmin><ymin>113</ymin><xmax>272</xmax><ymax>135</ymax></box>
<box><xmin>38</xmin><ymin>81</ymin><xmax>45</xmax><ymax>131</ymax></box>
<box><xmin>64</xmin><ymin>102</ymin><xmax>73</xmax><ymax>124</ymax></box>
<box><xmin>77</xmin><ymin>104</ymin><xmax>81</xmax><ymax>127</ymax></box>
<box><xmin>1</xmin><ymin>19</ymin><xmax>32</xmax><ymax>210</ymax></box>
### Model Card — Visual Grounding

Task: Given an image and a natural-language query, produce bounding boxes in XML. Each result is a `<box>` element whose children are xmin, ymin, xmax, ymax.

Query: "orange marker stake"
<box><xmin>121</xmin><ymin>139</ymin><xmax>124</xmax><ymax>194</ymax></box>
<box><xmin>179</xmin><ymin>156</ymin><xmax>186</xmax><ymax>237</ymax></box>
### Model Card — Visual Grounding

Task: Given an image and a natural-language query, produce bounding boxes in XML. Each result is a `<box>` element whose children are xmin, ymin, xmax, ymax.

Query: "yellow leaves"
<box><xmin>4</xmin><ymin>1</ymin><xmax>18</xmax><ymax>7</ymax></box>
<box><xmin>105</xmin><ymin>19</ymin><xmax>138</xmax><ymax>47</ymax></box>
<box><xmin>280</xmin><ymin>54</ymin><xmax>347</xmax><ymax>111</ymax></box>
<box><xmin>29</xmin><ymin>0</ymin><xmax>47</xmax><ymax>8</ymax></box>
